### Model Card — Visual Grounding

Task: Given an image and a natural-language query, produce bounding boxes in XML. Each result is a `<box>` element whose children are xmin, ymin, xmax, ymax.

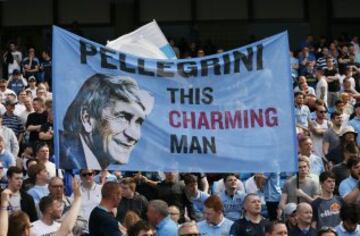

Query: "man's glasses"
<box><xmin>81</xmin><ymin>172</ymin><xmax>93</xmax><ymax>177</ymax></box>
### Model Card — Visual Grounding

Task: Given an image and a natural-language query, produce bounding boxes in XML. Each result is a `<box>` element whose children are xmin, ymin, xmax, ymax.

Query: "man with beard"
<box><xmin>334</xmin><ymin>203</ymin><xmax>360</xmax><ymax>236</ymax></box>
<box><xmin>338</xmin><ymin>157</ymin><xmax>360</xmax><ymax>204</ymax></box>
<box><xmin>30</xmin><ymin>195</ymin><xmax>63</xmax><ymax>235</ymax></box>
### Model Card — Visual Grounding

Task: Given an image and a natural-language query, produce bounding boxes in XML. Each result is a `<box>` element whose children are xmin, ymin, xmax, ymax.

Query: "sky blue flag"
<box><xmin>53</xmin><ymin>26</ymin><xmax>297</xmax><ymax>173</ymax></box>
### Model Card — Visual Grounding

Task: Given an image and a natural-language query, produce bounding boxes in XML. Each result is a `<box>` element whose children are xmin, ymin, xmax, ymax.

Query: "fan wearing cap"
<box><xmin>0</xmin><ymin>79</ymin><xmax>16</xmax><ymax>104</ymax></box>
<box><xmin>7</xmin><ymin>70</ymin><xmax>27</xmax><ymax>95</ymax></box>
<box><xmin>27</xmin><ymin>76</ymin><xmax>38</xmax><ymax>98</ymax></box>
<box><xmin>349</xmin><ymin>102</ymin><xmax>360</xmax><ymax>146</ymax></box>
<box><xmin>2</xmin><ymin>98</ymin><xmax>25</xmax><ymax>142</ymax></box>
<box><xmin>283</xmin><ymin>203</ymin><xmax>297</xmax><ymax>231</ymax></box>
<box><xmin>60</xmin><ymin>74</ymin><xmax>154</xmax><ymax>169</ymax></box>
<box><xmin>326</xmin><ymin>126</ymin><xmax>357</xmax><ymax>165</ymax></box>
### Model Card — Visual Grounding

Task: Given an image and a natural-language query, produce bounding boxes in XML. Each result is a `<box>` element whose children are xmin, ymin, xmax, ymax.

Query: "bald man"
<box><xmin>288</xmin><ymin>202</ymin><xmax>316</xmax><ymax>236</ymax></box>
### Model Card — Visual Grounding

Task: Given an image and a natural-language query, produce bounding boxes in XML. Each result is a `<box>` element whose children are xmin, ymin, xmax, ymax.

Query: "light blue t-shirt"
<box><xmin>156</xmin><ymin>216</ymin><xmax>177</xmax><ymax>236</ymax></box>
<box><xmin>217</xmin><ymin>190</ymin><xmax>245</xmax><ymax>221</ymax></box>
<box><xmin>27</xmin><ymin>184</ymin><xmax>49</xmax><ymax>204</ymax></box>
<box><xmin>295</xmin><ymin>105</ymin><xmax>311</xmax><ymax>128</ymax></box>
<box><xmin>349</xmin><ymin>117</ymin><xmax>360</xmax><ymax>146</ymax></box>
<box><xmin>264</xmin><ymin>173</ymin><xmax>281</xmax><ymax>202</ymax></box>
<box><xmin>0</xmin><ymin>150</ymin><xmax>15</xmax><ymax>168</ymax></box>
<box><xmin>335</xmin><ymin>223</ymin><xmax>360</xmax><ymax>236</ymax></box>
<box><xmin>339</xmin><ymin>176</ymin><xmax>360</xmax><ymax>203</ymax></box>
<box><xmin>191</xmin><ymin>190</ymin><xmax>209</xmax><ymax>221</ymax></box>
<box><xmin>309</xmin><ymin>153</ymin><xmax>325</xmax><ymax>176</ymax></box>
<box><xmin>198</xmin><ymin>217</ymin><xmax>233</xmax><ymax>236</ymax></box>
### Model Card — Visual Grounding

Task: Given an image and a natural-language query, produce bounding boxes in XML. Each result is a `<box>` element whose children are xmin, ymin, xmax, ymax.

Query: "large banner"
<box><xmin>53</xmin><ymin>26</ymin><xmax>297</xmax><ymax>172</ymax></box>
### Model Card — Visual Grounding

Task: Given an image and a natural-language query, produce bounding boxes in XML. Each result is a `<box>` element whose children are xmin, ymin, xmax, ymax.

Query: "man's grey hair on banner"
<box><xmin>149</xmin><ymin>200</ymin><xmax>169</xmax><ymax>218</ymax></box>
<box><xmin>63</xmin><ymin>73</ymin><xmax>154</xmax><ymax>133</ymax></box>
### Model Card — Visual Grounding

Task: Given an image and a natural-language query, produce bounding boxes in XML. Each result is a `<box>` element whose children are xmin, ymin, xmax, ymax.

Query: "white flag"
<box><xmin>106</xmin><ymin>20</ymin><xmax>176</xmax><ymax>59</ymax></box>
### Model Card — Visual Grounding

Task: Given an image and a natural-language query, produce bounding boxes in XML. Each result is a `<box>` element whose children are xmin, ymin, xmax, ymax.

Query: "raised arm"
<box><xmin>55</xmin><ymin>178</ymin><xmax>82</xmax><ymax>236</ymax></box>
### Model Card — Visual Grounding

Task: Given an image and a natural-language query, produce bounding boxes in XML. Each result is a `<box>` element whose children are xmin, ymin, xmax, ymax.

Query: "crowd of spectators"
<box><xmin>0</xmin><ymin>33</ymin><xmax>360</xmax><ymax>236</ymax></box>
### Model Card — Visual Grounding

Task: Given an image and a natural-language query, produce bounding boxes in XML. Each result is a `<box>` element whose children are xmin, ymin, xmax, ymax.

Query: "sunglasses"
<box><xmin>81</xmin><ymin>172</ymin><xmax>93</xmax><ymax>177</ymax></box>
<box><xmin>318</xmin><ymin>110</ymin><xmax>327</xmax><ymax>113</ymax></box>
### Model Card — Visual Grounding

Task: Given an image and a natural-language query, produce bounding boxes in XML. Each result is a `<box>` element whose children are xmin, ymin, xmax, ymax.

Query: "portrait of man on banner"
<box><xmin>59</xmin><ymin>73</ymin><xmax>154</xmax><ymax>169</ymax></box>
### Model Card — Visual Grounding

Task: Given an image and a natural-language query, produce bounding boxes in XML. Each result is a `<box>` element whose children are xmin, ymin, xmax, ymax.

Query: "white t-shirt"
<box><xmin>316</xmin><ymin>77</ymin><xmax>328</xmax><ymax>106</ymax></box>
<box><xmin>310</xmin><ymin>119</ymin><xmax>330</xmax><ymax>158</ymax></box>
<box><xmin>75</xmin><ymin>183</ymin><xmax>102</xmax><ymax>233</ymax></box>
<box><xmin>31</xmin><ymin>220</ymin><xmax>60</xmax><ymax>236</ymax></box>
<box><xmin>44</xmin><ymin>161</ymin><xmax>63</xmax><ymax>178</ymax></box>
<box><xmin>8</xmin><ymin>191</ymin><xmax>21</xmax><ymax>213</ymax></box>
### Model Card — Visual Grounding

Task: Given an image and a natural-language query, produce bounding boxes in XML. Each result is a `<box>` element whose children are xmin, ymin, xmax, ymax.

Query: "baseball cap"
<box><xmin>284</xmin><ymin>203</ymin><xmax>297</xmax><ymax>216</ymax></box>
<box><xmin>28</xmin><ymin>76</ymin><xmax>36</xmax><ymax>82</ymax></box>
<box><xmin>13</xmin><ymin>70</ymin><xmax>20</xmax><ymax>75</ymax></box>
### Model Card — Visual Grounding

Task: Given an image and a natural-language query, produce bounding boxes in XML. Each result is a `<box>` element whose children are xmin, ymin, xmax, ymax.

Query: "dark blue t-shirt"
<box><xmin>89</xmin><ymin>206</ymin><xmax>122</xmax><ymax>236</ymax></box>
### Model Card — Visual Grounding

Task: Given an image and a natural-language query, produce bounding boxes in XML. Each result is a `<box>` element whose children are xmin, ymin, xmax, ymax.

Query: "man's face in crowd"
<box><xmin>336</xmin><ymin>102</ymin><xmax>345</xmax><ymax>112</ymax></box>
<box><xmin>120</xmin><ymin>183</ymin><xmax>133</xmax><ymax>199</ymax></box>
<box><xmin>343</xmin><ymin>132</ymin><xmax>356</xmax><ymax>143</ymax></box>
<box><xmin>225</xmin><ymin>175</ymin><xmax>238</xmax><ymax>191</ymax></box>
<box><xmin>300</xmin><ymin>139</ymin><xmax>312</xmax><ymax>155</ymax></box>
<box><xmin>179</xmin><ymin>223</ymin><xmax>200</xmax><ymax>236</ymax></box>
<box><xmin>23</xmin><ymin>98</ymin><xmax>33</xmax><ymax>110</ymax></box>
<box><xmin>111</xmin><ymin>187</ymin><xmax>122</xmax><ymax>207</ymax></box>
<box><xmin>92</xmin><ymin>98</ymin><xmax>146</xmax><ymax>165</ymax></box>
<box><xmin>350</xmin><ymin>162</ymin><xmax>360</xmax><ymax>179</ymax></box>
<box><xmin>28</xmin><ymin>48</ymin><xmax>36</xmax><ymax>58</ymax></box>
<box><xmin>343</xmin><ymin>220</ymin><xmax>358</xmax><ymax>233</ymax></box>
<box><xmin>9</xmin><ymin>173</ymin><xmax>23</xmax><ymax>192</ymax></box>
<box><xmin>36</xmin><ymin>89</ymin><xmax>46</xmax><ymax>99</ymax></box>
<box><xmin>80</xmin><ymin>170</ymin><xmax>94</xmax><ymax>185</ymax></box>
<box><xmin>296</xmin><ymin>204</ymin><xmax>313</xmax><ymax>225</ymax></box>
<box><xmin>316</xmin><ymin>106</ymin><xmax>327</xmax><ymax>119</ymax></box>
<box><xmin>9</xmin><ymin>43</ymin><xmax>15</xmax><ymax>51</ymax></box>
<box><xmin>332</xmin><ymin>115</ymin><xmax>343</xmax><ymax>127</ymax></box>
<box><xmin>168</xmin><ymin>206</ymin><xmax>180</xmax><ymax>223</ymax></box>
<box><xmin>203</xmin><ymin>207</ymin><xmax>221</xmax><ymax>225</ymax></box>
<box><xmin>50</xmin><ymin>200</ymin><xmax>62</xmax><ymax>220</ymax></box>
<box><xmin>33</xmin><ymin>100</ymin><xmax>43</xmax><ymax>112</ymax></box>
<box><xmin>37</xmin><ymin>146</ymin><xmax>50</xmax><ymax>163</ymax></box>
<box><xmin>244</xmin><ymin>195</ymin><xmax>262</xmax><ymax>215</ymax></box>
<box><xmin>295</xmin><ymin>94</ymin><xmax>304</xmax><ymax>106</ymax></box>
<box><xmin>5</xmin><ymin>104</ymin><xmax>15</xmax><ymax>114</ymax></box>
<box><xmin>164</xmin><ymin>172</ymin><xmax>177</xmax><ymax>183</ymax></box>
<box><xmin>147</xmin><ymin>205</ymin><xmax>160</xmax><ymax>225</ymax></box>
<box><xmin>185</xmin><ymin>182</ymin><xmax>198</xmax><ymax>198</ymax></box>
<box><xmin>298</xmin><ymin>160</ymin><xmax>309</xmax><ymax>177</ymax></box>
<box><xmin>321</xmin><ymin>177</ymin><xmax>335</xmax><ymax>193</ymax></box>
<box><xmin>0</xmin><ymin>82</ymin><xmax>6</xmax><ymax>92</ymax></box>
<box><xmin>49</xmin><ymin>178</ymin><xmax>64</xmax><ymax>199</ymax></box>
<box><xmin>38</xmin><ymin>169</ymin><xmax>49</xmax><ymax>182</ymax></box>
<box><xmin>138</xmin><ymin>230</ymin><xmax>154</xmax><ymax>236</ymax></box>
<box><xmin>18</xmin><ymin>91</ymin><xmax>27</xmax><ymax>103</ymax></box>
<box><xmin>267</xmin><ymin>223</ymin><xmax>288</xmax><ymax>236</ymax></box>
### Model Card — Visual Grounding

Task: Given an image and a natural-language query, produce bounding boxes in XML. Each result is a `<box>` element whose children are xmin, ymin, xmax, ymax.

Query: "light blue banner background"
<box><xmin>53</xmin><ymin>26</ymin><xmax>297</xmax><ymax>172</ymax></box>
